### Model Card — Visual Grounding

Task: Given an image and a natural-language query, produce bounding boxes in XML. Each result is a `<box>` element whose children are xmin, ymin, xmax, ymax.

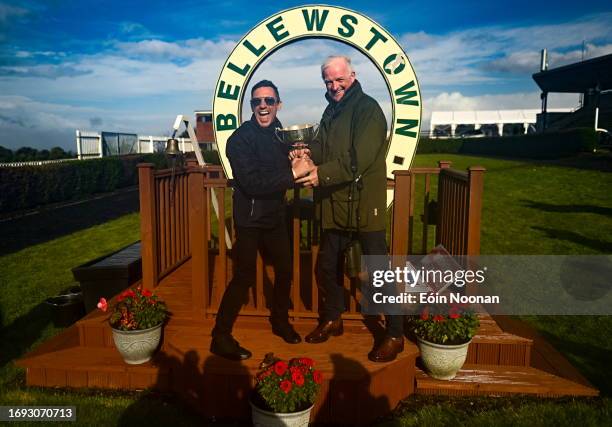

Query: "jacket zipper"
<box><xmin>250</xmin><ymin>198</ymin><xmax>255</xmax><ymax>216</ymax></box>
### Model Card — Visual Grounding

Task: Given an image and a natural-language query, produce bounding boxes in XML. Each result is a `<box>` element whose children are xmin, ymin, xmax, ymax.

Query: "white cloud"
<box><xmin>398</xmin><ymin>13</ymin><xmax>612</xmax><ymax>86</ymax></box>
<box><xmin>115</xmin><ymin>38</ymin><xmax>236</xmax><ymax>60</ymax></box>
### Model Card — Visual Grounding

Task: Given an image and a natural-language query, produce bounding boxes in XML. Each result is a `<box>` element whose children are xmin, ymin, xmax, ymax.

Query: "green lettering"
<box><xmin>227</xmin><ymin>62</ymin><xmax>251</xmax><ymax>77</ymax></box>
<box><xmin>394</xmin><ymin>81</ymin><xmax>419</xmax><ymax>106</ymax></box>
<box><xmin>217</xmin><ymin>81</ymin><xmax>240</xmax><ymax>101</ymax></box>
<box><xmin>266</xmin><ymin>16</ymin><xmax>289</xmax><ymax>42</ymax></box>
<box><xmin>338</xmin><ymin>14</ymin><xmax>357</xmax><ymax>38</ymax></box>
<box><xmin>365</xmin><ymin>27</ymin><xmax>388</xmax><ymax>51</ymax></box>
<box><xmin>302</xmin><ymin>8</ymin><xmax>329</xmax><ymax>31</ymax></box>
<box><xmin>395</xmin><ymin>119</ymin><xmax>419</xmax><ymax>138</ymax></box>
<box><xmin>243</xmin><ymin>39</ymin><xmax>266</xmax><ymax>57</ymax></box>
<box><xmin>216</xmin><ymin>114</ymin><xmax>237</xmax><ymax>131</ymax></box>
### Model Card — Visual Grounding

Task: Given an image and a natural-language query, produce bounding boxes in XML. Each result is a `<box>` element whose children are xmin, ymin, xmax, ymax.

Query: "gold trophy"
<box><xmin>274</xmin><ymin>123</ymin><xmax>319</xmax><ymax>149</ymax></box>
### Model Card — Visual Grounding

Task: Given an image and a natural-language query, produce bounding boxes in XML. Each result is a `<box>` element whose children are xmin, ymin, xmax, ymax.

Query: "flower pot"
<box><xmin>45</xmin><ymin>288</ymin><xmax>85</xmax><ymax>327</ymax></box>
<box><xmin>250</xmin><ymin>399</ymin><xmax>313</xmax><ymax>427</ymax></box>
<box><xmin>417</xmin><ymin>336</ymin><xmax>471</xmax><ymax>380</ymax></box>
<box><xmin>111</xmin><ymin>323</ymin><xmax>162</xmax><ymax>364</ymax></box>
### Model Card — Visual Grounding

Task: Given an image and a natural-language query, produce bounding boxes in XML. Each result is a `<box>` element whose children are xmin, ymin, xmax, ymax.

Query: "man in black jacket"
<box><xmin>210</xmin><ymin>80</ymin><xmax>313</xmax><ymax>360</ymax></box>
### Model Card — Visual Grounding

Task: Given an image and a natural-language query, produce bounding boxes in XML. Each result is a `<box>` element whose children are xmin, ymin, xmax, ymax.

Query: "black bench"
<box><xmin>72</xmin><ymin>242</ymin><xmax>142</xmax><ymax>312</ymax></box>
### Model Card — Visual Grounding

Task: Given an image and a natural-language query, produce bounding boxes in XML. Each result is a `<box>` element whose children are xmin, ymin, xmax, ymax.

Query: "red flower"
<box><xmin>433</xmin><ymin>315</ymin><xmax>445</xmax><ymax>323</ymax></box>
<box><xmin>118</xmin><ymin>289</ymin><xmax>136</xmax><ymax>301</ymax></box>
<box><xmin>420</xmin><ymin>307</ymin><xmax>430</xmax><ymax>320</ymax></box>
<box><xmin>97</xmin><ymin>298</ymin><xmax>108</xmax><ymax>312</ymax></box>
<box><xmin>299</xmin><ymin>357</ymin><xmax>314</xmax><ymax>367</ymax></box>
<box><xmin>448</xmin><ymin>306</ymin><xmax>460</xmax><ymax>319</ymax></box>
<box><xmin>313</xmin><ymin>370</ymin><xmax>323</xmax><ymax>384</ymax></box>
<box><xmin>141</xmin><ymin>288</ymin><xmax>153</xmax><ymax>297</ymax></box>
<box><xmin>279</xmin><ymin>380</ymin><xmax>292</xmax><ymax>394</ymax></box>
<box><xmin>292</xmin><ymin>372</ymin><xmax>305</xmax><ymax>386</ymax></box>
<box><xmin>274</xmin><ymin>361</ymin><xmax>288</xmax><ymax>376</ymax></box>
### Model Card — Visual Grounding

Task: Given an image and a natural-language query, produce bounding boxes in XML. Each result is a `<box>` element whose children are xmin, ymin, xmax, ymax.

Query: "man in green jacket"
<box><xmin>295</xmin><ymin>55</ymin><xmax>404</xmax><ymax>362</ymax></box>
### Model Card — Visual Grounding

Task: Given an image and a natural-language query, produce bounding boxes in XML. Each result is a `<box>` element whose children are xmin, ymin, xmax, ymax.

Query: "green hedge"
<box><xmin>416</xmin><ymin>128</ymin><xmax>598</xmax><ymax>159</ymax></box>
<box><xmin>0</xmin><ymin>154</ymin><xmax>169</xmax><ymax>214</ymax></box>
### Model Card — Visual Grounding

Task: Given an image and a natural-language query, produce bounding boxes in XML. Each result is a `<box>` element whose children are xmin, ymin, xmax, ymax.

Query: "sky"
<box><xmin>0</xmin><ymin>0</ymin><xmax>611</xmax><ymax>151</ymax></box>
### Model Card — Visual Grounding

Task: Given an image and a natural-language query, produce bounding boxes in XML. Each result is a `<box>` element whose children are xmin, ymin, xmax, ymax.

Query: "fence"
<box><xmin>0</xmin><ymin>158</ymin><xmax>80</xmax><ymax>168</ymax></box>
<box><xmin>75</xmin><ymin>130</ymin><xmax>196</xmax><ymax>159</ymax></box>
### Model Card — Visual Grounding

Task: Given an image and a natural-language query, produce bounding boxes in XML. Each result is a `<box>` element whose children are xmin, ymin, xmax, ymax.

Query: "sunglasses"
<box><xmin>250</xmin><ymin>97</ymin><xmax>278</xmax><ymax>109</ymax></box>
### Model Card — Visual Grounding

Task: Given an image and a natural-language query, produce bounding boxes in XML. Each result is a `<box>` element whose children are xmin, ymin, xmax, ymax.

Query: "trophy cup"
<box><xmin>274</xmin><ymin>123</ymin><xmax>319</xmax><ymax>149</ymax></box>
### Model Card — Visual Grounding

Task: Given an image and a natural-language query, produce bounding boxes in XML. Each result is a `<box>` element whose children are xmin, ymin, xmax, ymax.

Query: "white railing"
<box><xmin>0</xmin><ymin>158</ymin><xmax>81</xmax><ymax>168</ymax></box>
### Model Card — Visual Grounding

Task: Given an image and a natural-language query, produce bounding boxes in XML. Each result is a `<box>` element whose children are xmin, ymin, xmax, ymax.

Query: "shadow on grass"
<box><xmin>522</xmin><ymin>200</ymin><xmax>612</xmax><ymax>217</ymax></box>
<box><xmin>532</xmin><ymin>227</ymin><xmax>612</xmax><ymax>253</ymax></box>
<box><xmin>0</xmin><ymin>303</ymin><xmax>53</xmax><ymax>370</ymax></box>
<box><xmin>0</xmin><ymin>188</ymin><xmax>139</xmax><ymax>256</ymax></box>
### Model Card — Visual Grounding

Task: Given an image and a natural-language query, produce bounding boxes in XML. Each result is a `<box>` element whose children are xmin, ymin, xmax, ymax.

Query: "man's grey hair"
<box><xmin>320</xmin><ymin>55</ymin><xmax>354</xmax><ymax>78</ymax></box>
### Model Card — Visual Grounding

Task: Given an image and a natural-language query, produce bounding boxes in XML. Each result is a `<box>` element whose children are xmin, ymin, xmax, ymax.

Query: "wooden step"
<box><xmin>467</xmin><ymin>318</ymin><xmax>533</xmax><ymax>367</ymax></box>
<box><xmin>415</xmin><ymin>364</ymin><xmax>598</xmax><ymax>397</ymax></box>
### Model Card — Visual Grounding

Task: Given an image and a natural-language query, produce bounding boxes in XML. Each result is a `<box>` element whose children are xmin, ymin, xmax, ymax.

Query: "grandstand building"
<box><xmin>533</xmin><ymin>52</ymin><xmax>611</xmax><ymax>133</ymax></box>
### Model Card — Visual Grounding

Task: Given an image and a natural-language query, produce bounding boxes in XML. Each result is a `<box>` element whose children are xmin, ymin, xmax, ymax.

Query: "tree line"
<box><xmin>0</xmin><ymin>146</ymin><xmax>76</xmax><ymax>163</ymax></box>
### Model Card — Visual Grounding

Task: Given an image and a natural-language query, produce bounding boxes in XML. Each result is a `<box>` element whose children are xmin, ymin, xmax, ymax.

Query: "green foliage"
<box><xmin>409</xmin><ymin>305</ymin><xmax>480</xmax><ymax>345</ymax></box>
<box><xmin>104</xmin><ymin>286</ymin><xmax>168</xmax><ymax>331</ymax></box>
<box><xmin>0</xmin><ymin>153</ymin><xmax>168</xmax><ymax>214</ymax></box>
<box><xmin>254</xmin><ymin>357</ymin><xmax>322</xmax><ymax>413</ymax></box>
<box><xmin>417</xmin><ymin>128</ymin><xmax>599</xmax><ymax>159</ymax></box>
<box><xmin>417</xmin><ymin>138</ymin><xmax>463</xmax><ymax>154</ymax></box>
<box><xmin>0</xmin><ymin>145</ymin><xmax>14</xmax><ymax>162</ymax></box>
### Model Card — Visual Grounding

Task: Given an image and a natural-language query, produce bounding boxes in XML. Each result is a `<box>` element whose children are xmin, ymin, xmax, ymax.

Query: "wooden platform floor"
<box><xmin>18</xmin><ymin>259</ymin><xmax>599</xmax><ymax>423</ymax></box>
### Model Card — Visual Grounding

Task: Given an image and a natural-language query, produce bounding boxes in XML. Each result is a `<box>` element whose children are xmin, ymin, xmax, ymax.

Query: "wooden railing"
<box><xmin>391</xmin><ymin>161</ymin><xmax>485</xmax><ymax>257</ymax></box>
<box><xmin>138</xmin><ymin>163</ymin><xmax>192</xmax><ymax>289</ymax></box>
<box><xmin>138</xmin><ymin>160</ymin><xmax>485</xmax><ymax>316</ymax></box>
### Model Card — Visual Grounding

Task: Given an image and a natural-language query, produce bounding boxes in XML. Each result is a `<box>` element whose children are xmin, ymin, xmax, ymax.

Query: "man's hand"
<box><xmin>288</xmin><ymin>146</ymin><xmax>311</xmax><ymax>161</ymax></box>
<box><xmin>296</xmin><ymin>166</ymin><xmax>319</xmax><ymax>188</ymax></box>
<box><xmin>292</xmin><ymin>157</ymin><xmax>316</xmax><ymax>179</ymax></box>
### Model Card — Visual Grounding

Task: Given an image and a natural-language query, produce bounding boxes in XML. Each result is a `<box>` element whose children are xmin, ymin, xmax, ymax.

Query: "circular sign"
<box><xmin>213</xmin><ymin>4</ymin><xmax>422</xmax><ymax>203</ymax></box>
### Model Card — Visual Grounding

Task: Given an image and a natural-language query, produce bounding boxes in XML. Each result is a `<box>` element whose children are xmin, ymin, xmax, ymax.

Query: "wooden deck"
<box><xmin>18</xmin><ymin>260</ymin><xmax>598</xmax><ymax>424</ymax></box>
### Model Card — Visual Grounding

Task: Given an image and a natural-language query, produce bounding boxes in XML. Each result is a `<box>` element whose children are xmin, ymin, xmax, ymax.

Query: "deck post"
<box><xmin>391</xmin><ymin>170</ymin><xmax>413</xmax><ymax>257</ymax></box>
<box><xmin>466</xmin><ymin>166</ymin><xmax>486</xmax><ymax>256</ymax></box>
<box><xmin>138</xmin><ymin>163</ymin><xmax>158</xmax><ymax>290</ymax></box>
<box><xmin>189</xmin><ymin>167</ymin><xmax>209</xmax><ymax>318</ymax></box>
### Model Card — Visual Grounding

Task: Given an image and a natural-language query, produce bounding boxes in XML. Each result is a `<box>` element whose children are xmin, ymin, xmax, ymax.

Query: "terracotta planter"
<box><xmin>111</xmin><ymin>323</ymin><xmax>162</xmax><ymax>364</ymax></box>
<box><xmin>417</xmin><ymin>336</ymin><xmax>471</xmax><ymax>380</ymax></box>
<box><xmin>250</xmin><ymin>399</ymin><xmax>313</xmax><ymax>427</ymax></box>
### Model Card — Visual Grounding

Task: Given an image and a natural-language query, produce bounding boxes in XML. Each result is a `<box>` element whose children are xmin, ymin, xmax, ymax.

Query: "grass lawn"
<box><xmin>1</xmin><ymin>153</ymin><xmax>611</xmax><ymax>425</ymax></box>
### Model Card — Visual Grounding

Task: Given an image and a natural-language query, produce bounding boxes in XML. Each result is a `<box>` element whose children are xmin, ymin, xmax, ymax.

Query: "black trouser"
<box><xmin>213</xmin><ymin>222</ymin><xmax>292</xmax><ymax>336</ymax></box>
<box><xmin>318</xmin><ymin>229</ymin><xmax>404</xmax><ymax>338</ymax></box>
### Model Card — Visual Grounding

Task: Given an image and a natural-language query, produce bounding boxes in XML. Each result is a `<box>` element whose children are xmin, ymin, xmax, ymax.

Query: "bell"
<box><xmin>165</xmin><ymin>138</ymin><xmax>181</xmax><ymax>156</ymax></box>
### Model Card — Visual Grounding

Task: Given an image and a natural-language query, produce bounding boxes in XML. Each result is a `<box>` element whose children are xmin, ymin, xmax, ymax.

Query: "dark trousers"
<box><xmin>318</xmin><ymin>229</ymin><xmax>404</xmax><ymax>338</ymax></box>
<box><xmin>213</xmin><ymin>223</ymin><xmax>292</xmax><ymax>336</ymax></box>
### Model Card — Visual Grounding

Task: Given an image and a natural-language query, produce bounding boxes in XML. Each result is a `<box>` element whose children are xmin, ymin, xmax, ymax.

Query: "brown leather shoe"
<box><xmin>368</xmin><ymin>336</ymin><xmax>404</xmax><ymax>362</ymax></box>
<box><xmin>305</xmin><ymin>319</ymin><xmax>343</xmax><ymax>343</ymax></box>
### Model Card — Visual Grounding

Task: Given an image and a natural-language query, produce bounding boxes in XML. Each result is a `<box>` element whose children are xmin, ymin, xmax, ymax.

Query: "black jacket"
<box><xmin>226</xmin><ymin>115</ymin><xmax>294</xmax><ymax>228</ymax></box>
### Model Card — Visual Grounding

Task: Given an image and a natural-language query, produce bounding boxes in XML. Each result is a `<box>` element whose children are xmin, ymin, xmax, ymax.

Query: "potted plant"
<box><xmin>250</xmin><ymin>354</ymin><xmax>323</xmax><ymax>427</ymax></box>
<box><xmin>97</xmin><ymin>285</ymin><xmax>168</xmax><ymax>364</ymax></box>
<box><xmin>409</xmin><ymin>302</ymin><xmax>480</xmax><ymax>380</ymax></box>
